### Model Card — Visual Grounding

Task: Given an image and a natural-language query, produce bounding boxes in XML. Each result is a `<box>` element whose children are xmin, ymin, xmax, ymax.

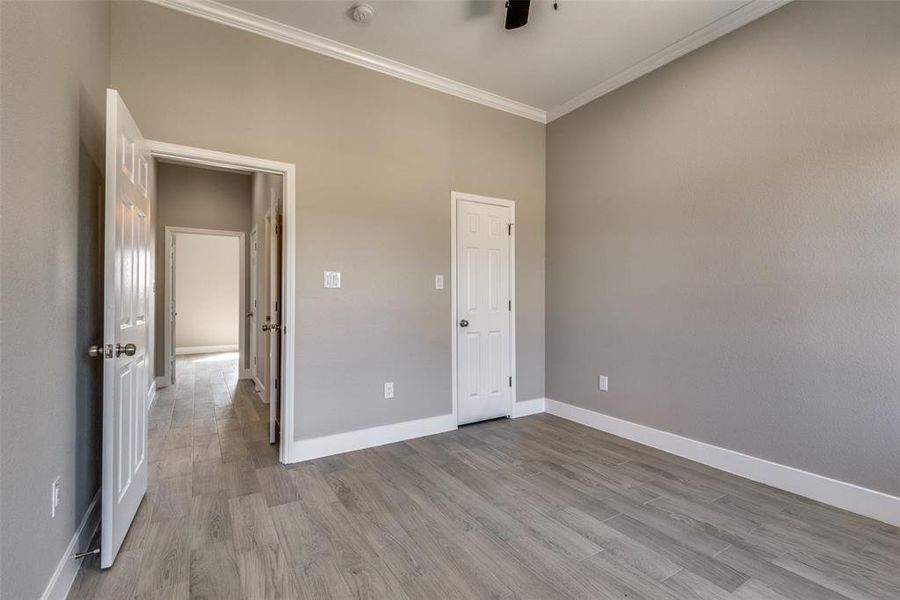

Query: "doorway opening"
<box><xmin>164</xmin><ymin>226</ymin><xmax>245</xmax><ymax>380</ymax></box>
<box><xmin>146</xmin><ymin>140</ymin><xmax>296</xmax><ymax>463</ymax></box>
<box><xmin>154</xmin><ymin>161</ymin><xmax>286</xmax><ymax>448</ymax></box>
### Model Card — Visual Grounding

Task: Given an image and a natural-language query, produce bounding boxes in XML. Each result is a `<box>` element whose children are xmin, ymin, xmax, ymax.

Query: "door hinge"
<box><xmin>509</xmin><ymin>376</ymin><xmax>513</xmax><ymax>387</ymax></box>
<box><xmin>275</xmin><ymin>377</ymin><xmax>279</xmax><ymax>390</ymax></box>
<box><xmin>508</xmin><ymin>300</ymin><xmax>511</xmax><ymax>311</ymax></box>
<box><xmin>275</xmin><ymin>223</ymin><xmax>282</xmax><ymax>235</ymax></box>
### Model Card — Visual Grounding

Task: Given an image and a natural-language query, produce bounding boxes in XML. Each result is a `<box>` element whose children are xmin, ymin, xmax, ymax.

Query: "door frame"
<box><xmin>148</xmin><ymin>140</ymin><xmax>296</xmax><ymax>464</ymax></box>
<box><xmin>163</xmin><ymin>226</ymin><xmax>246</xmax><ymax>381</ymax></box>
<box><xmin>450</xmin><ymin>191</ymin><xmax>516</xmax><ymax>425</ymax></box>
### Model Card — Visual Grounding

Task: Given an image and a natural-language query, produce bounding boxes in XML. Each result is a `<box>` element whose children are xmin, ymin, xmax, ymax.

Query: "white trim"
<box><xmin>544</xmin><ymin>399</ymin><xmax>900</xmax><ymax>527</ymax></box>
<box><xmin>154</xmin><ymin>375</ymin><xmax>169</xmax><ymax>389</ymax></box>
<box><xmin>286</xmin><ymin>413</ymin><xmax>457</xmax><ymax>463</ymax></box>
<box><xmin>240</xmin><ymin>368</ymin><xmax>251</xmax><ymax>379</ymax></box>
<box><xmin>546</xmin><ymin>0</ymin><xmax>791</xmax><ymax>121</ymax></box>
<box><xmin>165</xmin><ymin>226</ymin><xmax>246</xmax><ymax>382</ymax></box>
<box><xmin>148</xmin><ymin>141</ymin><xmax>296</xmax><ymax>465</ymax></box>
<box><xmin>175</xmin><ymin>344</ymin><xmax>239</xmax><ymax>355</ymax></box>
<box><xmin>145</xmin><ymin>0</ymin><xmax>546</xmax><ymax>123</ymax></box>
<box><xmin>450</xmin><ymin>191</ymin><xmax>516</xmax><ymax>426</ymax></box>
<box><xmin>512</xmin><ymin>397</ymin><xmax>546</xmax><ymax>418</ymax></box>
<box><xmin>40</xmin><ymin>490</ymin><xmax>101</xmax><ymax>600</ymax></box>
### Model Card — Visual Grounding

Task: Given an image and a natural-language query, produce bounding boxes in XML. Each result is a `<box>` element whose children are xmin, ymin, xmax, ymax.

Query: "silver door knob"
<box><xmin>88</xmin><ymin>344</ymin><xmax>104</xmax><ymax>358</ymax></box>
<box><xmin>115</xmin><ymin>343</ymin><xmax>136</xmax><ymax>357</ymax></box>
<box><xmin>459</xmin><ymin>320</ymin><xmax>469</xmax><ymax>327</ymax></box>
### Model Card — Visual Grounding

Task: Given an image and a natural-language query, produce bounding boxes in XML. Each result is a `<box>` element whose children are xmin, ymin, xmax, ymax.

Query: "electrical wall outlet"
<box><xmin>435</xmin><ymin>275</ymin><xmax>444</xmax><ymax>290</ymax></box>
<box><xmin>384</xmin><ymin>382</ymin><xmax>394</xmax><ymax>399</ymax></box>
<box><xmin>598</xmin><ymin>375</ymin><xmax>608</xmax><ymax>392</ymax></box>
<box><xmin>51</xmin><ymin>476</ymin><xmax>61</xmax><ymax>518</ymax></box>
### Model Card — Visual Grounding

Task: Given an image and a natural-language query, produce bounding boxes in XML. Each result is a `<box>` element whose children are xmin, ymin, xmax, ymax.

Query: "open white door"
<box><xmin>268</xmin><ymin>198</ymin><xmax>283</xmax><ymax>444</ymax></box>
<box><xmin>100</xmin><ymin>89</ymin><xmax>151</xmax><ymax>568</ymax></box>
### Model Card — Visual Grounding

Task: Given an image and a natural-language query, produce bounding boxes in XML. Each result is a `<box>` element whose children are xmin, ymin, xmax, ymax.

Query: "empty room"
<box><xmin>0</xmin><ymin>1</ymin><xmax>897</xmax><ymax>599</ymax></box>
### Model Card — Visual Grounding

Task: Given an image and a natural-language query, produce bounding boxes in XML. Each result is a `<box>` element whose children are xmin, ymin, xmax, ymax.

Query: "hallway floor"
<box><xmin>69</xmin><ymin>353</ymin><xmax>899</xmax><ymax>599</ymax></box>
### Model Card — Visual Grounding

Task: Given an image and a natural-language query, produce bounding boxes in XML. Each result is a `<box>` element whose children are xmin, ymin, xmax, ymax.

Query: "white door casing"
<box><xmin>102</xmin><ymin>89</ymin><xmax>151</xmax><ymax>568</ymax></box>
<box><xmin>454</xmin><ymin>195</ymin><xmax>514</xmax><ymax>425</ymax></box>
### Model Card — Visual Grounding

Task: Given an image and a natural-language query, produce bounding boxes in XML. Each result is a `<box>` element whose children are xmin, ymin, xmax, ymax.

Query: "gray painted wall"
<box><xmin>546</xmin><ymin>1</ymin><xmax>900</xmax><ymax>496</ymax></box>
<box><xmin>111</xmin><ymin>2</ymin><xmax>546</xmax><ymax>441</ymax></box>
<box><xmin>154</xmin><ymin>163</ymin><xmax>253</xmax><ymax>376</ymax></box>
<box><xmin>0</xmin><ymin>1</ymin><xmax>110</xmax><ymax>597</ymax></box>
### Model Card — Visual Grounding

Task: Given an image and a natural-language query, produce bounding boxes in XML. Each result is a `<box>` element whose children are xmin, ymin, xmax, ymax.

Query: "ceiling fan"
<box><xmin>505</xmin><ymin>0</ymin><xmax>559</xmax><ymax>30</ymax></box>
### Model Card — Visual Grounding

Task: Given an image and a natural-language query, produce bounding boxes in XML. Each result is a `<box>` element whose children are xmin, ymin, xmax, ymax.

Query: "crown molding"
<box><xmin>546</xmin><ymin>0</ymin><xmax>791</xmax><ymax>121</ymax></box>
<box><xmin>145</xmin><ymin>0</ymin><xmax>547</xmax><ymax>123</ymax></box>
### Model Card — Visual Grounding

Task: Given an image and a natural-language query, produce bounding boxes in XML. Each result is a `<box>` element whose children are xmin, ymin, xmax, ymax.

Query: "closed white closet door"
<box><xmin>457</xmin><ymin>199</ymin><xmax>512</xmax><ymax>425</ymax></box>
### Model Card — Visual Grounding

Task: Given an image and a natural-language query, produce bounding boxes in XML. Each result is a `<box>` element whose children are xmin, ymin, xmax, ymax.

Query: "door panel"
<box><xmin>457</xmin><ymin>199</ymin><xmax>512</xmax><ymax>425</ymax></box>
<box><xmin>102</xmin><ymin>89</ymin><xmax>150</xmax><ymax>568</ymax></box>
<box><xmin>249</xmin><ymin>229</ymin><xmax>258</xmax><ymax>385</ymax></box>
<box><xmin>268</xmin><ymin>195</ymin><xmax>283</xmax><ymax>444</ymax></box>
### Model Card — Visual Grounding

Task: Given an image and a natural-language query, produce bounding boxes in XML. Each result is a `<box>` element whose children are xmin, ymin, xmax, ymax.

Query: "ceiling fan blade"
<box><xmin>505</xmin><ymin>0</ymin><xmax>531</xmax><ymax>30</ymax></box>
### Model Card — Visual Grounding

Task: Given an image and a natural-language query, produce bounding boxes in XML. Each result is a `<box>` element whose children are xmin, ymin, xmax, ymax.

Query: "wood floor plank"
<box><xmin>229</xmin><ymin>492</ymin><xmax>279</xmax><ymax>552</ymax></box>
<box><xmin>69</xmin><ymin>353</ymin><xmax>900</xmax><ymax>600</ymax></box>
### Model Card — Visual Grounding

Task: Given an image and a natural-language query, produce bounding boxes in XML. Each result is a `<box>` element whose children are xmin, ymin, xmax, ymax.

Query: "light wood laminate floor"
<box><xmin>69</xmin><ymin>353</ymin><xmax>900</xmax><ymax>599</ymax></box>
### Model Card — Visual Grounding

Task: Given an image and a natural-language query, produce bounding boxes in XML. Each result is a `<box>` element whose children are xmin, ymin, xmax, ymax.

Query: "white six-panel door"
<box><xmin>102</xmin><ymin>89</ymin><xmax>151</xmax><ymax>568</ymax></box>
<box><xmin>456</xmin><ymin>198</ymin><xmax>512</xmax><ymax>425</ymax></box>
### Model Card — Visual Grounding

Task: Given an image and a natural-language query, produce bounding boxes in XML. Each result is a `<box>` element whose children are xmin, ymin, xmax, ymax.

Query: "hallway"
<box><xmin>69</xmin><ymin>353</ymin><xmax>278</xmax><ymax>598</ymax></box>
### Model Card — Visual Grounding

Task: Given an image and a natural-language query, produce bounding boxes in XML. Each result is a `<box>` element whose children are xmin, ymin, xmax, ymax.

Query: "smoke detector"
<box><xmin>350</xmin><ymin>3</ymin><xmax>375</xmax><ymax>24</ymax></box>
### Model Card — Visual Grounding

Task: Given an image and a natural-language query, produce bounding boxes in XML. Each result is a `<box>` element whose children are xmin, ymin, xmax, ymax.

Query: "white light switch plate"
<box><xmin>435</xmin><ymin>275</ymin><xmax>444</xmax><ymax>290</ymax></box>
<box><xmin>384</xmin><ymin>382</ymin><xmax>394</xmax><ymax>399</ymax></box>
<box><xmin>598</xmin><ymin>375</ymin><xmax>608</xmax><ymax>392</ymax></box>
<box><xmin>324</xmin><ymin>271</ymin><xmax>341</xmax><ymax>289</ymax></box>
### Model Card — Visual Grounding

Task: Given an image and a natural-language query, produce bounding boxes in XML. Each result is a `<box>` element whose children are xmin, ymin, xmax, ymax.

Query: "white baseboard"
<box><xmin>285</xmin><ymin>413</ymin><xmax>457</xmax><ymax>463</ymax></box>
<box><xmin>512</xmin><ymin>397</ymin><xmax>546</xmax><ymax>418</ymax></box>
<box><xmin>148</xmin><ymin>381</ymin><xmax>158</xmax><ymax>409</ymax></box>
<box><xmin>154</xmin><ymin>375</ymin><xmax>170</xmax><ymax>389</ymax></box>
<box><xmin>40</xmin><ymin>490</ymin><xmax>101</xmax><ymax>600</ymax></box>
<box><xmin>175</xmin><ymin>344</ymin><xmax>238</xmax><ymax>355</ymax></box>
<box><xmin>239</xmin><ymin>368</ymin><xmax>251</xmax><ymax>380</ymax></box>
<box><xmin>253</xmin><ymin>375</ymin><xmax>269</xmax><ymax>404</ymax></box>
<box><xmin>545</xmin><ymin>399</ymin><xmax>900</xmax><ymax>527</ymax></box>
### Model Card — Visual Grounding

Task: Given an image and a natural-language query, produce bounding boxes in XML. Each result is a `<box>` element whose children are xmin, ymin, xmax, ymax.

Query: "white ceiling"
<box><xmin>159</xmin><ymin>0</ymin><xmax>788</xmax><ymax>121</ymax></box>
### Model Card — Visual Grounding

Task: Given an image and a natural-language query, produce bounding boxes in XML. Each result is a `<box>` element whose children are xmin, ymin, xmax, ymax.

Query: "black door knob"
<box><xmin>459</xmin><ymin>320</ymin><xmax>469</xmax><ymax>327</ymax></box>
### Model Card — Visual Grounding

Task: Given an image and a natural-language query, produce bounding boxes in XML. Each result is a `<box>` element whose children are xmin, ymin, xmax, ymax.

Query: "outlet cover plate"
<box><xmin>598</xmin><ymin>375</ymin><xmax>608</xmax><ymax>392</ymax></box>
